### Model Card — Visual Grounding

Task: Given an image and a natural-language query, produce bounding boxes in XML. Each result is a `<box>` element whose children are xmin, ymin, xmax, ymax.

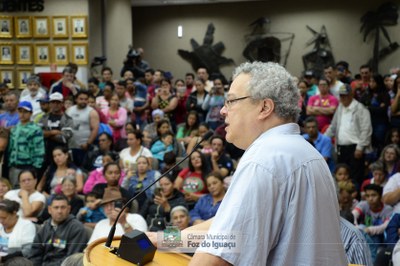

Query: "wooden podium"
<box><xmin>84</xmin><ymin>236</ymin><xmax>191</xmax><ymax>266</ymax></box>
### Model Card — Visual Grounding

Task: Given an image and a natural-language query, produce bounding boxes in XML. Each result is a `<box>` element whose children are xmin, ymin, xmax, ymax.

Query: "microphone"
<box><xmin>105</xmin><ymin>130</ymin><xmax>214</xmax><ymax>249</ymax></box>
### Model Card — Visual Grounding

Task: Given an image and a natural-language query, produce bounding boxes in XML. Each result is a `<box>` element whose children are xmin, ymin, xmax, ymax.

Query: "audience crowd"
<box><xmin>0</xmin><ymin>53</ymin><xmax>400</xmax><ymax>265</ymax></box>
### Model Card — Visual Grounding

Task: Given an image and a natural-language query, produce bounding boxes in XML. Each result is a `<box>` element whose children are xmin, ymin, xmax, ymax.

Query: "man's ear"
<box><xmin>259</xmin><ymin>98</ymin><xmax>274</xmax><ymax>119</ymax></box>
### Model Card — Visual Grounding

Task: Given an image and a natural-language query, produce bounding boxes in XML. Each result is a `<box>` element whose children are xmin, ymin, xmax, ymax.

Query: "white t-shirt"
<box><xmin>4</xmin><ymin>190</ymin><xmax>46</xmax><ymax>217</ymax></box>
<box><xmin>119</xmin><ymin>146</ymin><xmax>153</xmax><ymax>170</ymax></box>
<box><xmin>383</xmin><ymin>173</ymin><xmax>400</xmax><ymax>212</ymax></box>
<box><xmin>88</xmin><ymin>213</ymin><xmax>148</xmax><ymax>244</ymax></box>
<box><xmin>0</xmin><ymin>217</ymin><xmax>36</xmax><ymax>256</ymax></box>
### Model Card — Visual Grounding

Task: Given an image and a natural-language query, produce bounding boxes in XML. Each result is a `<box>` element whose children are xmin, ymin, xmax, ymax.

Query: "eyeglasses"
<box><xmin>224</xmin><ymin>96</ymin><xmax>251</xmax><ymax>108</ymax></box>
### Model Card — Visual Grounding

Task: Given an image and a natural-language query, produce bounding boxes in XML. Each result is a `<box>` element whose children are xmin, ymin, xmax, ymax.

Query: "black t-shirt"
<box><xmin>207</xmin><ymin>153</ymin><xmax>234</xmax><ymax>176</ymax></box>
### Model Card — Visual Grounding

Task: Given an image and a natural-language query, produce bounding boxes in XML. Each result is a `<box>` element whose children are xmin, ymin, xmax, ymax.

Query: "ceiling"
<box><xmin>131</xmin><ymin>0</ymin><xmax>262</xmax><ymax>7</ymax></box>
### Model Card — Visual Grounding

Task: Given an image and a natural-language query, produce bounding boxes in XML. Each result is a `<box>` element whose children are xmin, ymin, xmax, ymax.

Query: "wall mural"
<box><xmin>178</xmin><ymin>23</ymin><xmax>234</xmax><ymax>83</ymax></box>
<box><xmin>360</xmin><ymin>2</ymin><xmax>398</xmax><ymax>73</ymax></box>
<box><xmin>302</xmin><ymin>25</ymin><xmax>334</xmax><ymax>79</ymax></box>
<box><xmin>242</xmin><ymin>17</ymin><xmax>294</xmax><ymax>67</ymax></box>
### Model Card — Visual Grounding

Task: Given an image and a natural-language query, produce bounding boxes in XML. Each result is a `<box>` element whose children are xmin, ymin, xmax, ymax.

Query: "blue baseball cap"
<box><xmin>18</xmin><ymin>101</ymin><xmax>33</xmax><ymax>112</ymax></box>
<box><xmin>37</xmin><ymin>95</ymin><xmax>50</xmax><ymax>103</ymax></box>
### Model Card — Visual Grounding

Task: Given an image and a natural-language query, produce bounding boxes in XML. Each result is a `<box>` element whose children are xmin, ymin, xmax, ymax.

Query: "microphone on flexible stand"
<box><xmin>104</xmin><ymin>131</ymin><xmax>214</xmax><ymax>264</ymax></box>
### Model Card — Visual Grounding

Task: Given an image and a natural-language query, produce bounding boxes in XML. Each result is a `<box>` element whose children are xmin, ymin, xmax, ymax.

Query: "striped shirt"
<box><xmin>8</xmin><ymin>122</ymin><xmax>45</xmax><ymax>169</ymax></box>
<box><xmin>340</xmin><ymin>217</ymin><xmax>373</xmax><ymax>266</ymax></box>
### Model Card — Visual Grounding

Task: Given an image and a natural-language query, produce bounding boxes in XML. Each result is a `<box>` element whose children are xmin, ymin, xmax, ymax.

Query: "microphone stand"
<box><xmin>105</xmin><ymin>131</ymin><xmax>214</xmax><ymax>250</ymax></box>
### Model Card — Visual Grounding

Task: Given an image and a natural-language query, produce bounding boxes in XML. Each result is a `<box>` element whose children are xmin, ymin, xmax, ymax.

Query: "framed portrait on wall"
<box><xmin>71</xmin><ymin>16</ymin><xmax>88</xmax><ymax>38</ymax></box>
<box><xmin>0</xmin><ymin>69</ymin><xmax>14</xmax><ymax>89</ymax></box>
<box><xmin>52</xmin><ymin>43</ymin><xmax>69</xmax><ymax>65</ymax></box>
<box><xmin>34</xmin><ymin>43</ymin><xmax>50</xmax><ymax>65</ymax></box>
<box><xmin>15</xmin><ymin>16</ymin><xmax>32</xmax><ymax>38</ymax></box>
<box><xmin>0</xmin><ymin>16</ymin><xmax>13</xmax><ymax>38</ymax></box>
<box><xmin>16</xmin><ymin>44</ymin><xmax>33</xmax><ymax>65</ymax></box>
<box><xmin>52</xmin><ymin>16</ymin><xmax>68</xmax><ymax>38</ymax></box>
<box><xmin>33</xmin><ymin>16</ymin><xmax>50</xmax><ymax>38</ymax></box>
<box><xmin>0</xmin><ymin>43</ymin><xmax>13</xmax><ymax>64</ymax></box>
<box><xmin>17</xmin><ymin>68</ymin><xmax>33</xmax><ymax>89</ymax></box>
<box><xmin>71</xmin><ymin>43</ymin><xmax>88</xmax><ymax>65</ymax></box>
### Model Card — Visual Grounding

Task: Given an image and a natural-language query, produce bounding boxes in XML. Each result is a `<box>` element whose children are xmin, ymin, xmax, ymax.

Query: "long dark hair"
<box><xmin>188</xmin><ymin>150</ymin><xmax>211</xmax><ymax>179</ymax></box>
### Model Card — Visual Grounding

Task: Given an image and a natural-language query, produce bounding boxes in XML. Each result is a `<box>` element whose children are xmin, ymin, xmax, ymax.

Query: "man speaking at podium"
<box><xmin>186</xmin><ymin>62</ymin><xmax>347</xmax><ymax>265</ymax></box>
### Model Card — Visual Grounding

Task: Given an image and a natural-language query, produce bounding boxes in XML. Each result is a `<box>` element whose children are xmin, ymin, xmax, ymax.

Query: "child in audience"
<box><xmin>352</xmin><ymin>184</ymin><xmax>393</xmax><ymax>259</ymax></box>
<box><xmin>338</xmin><ymin>180</ymin><xmax>357</xmax><ymax>211</ymax></box>
<box><xmin>77</xmin><ymin>192</ymin><xmax>106</xmax><ymax>228</ymax></box>
<box><xmin>334</xmin><ymin>163</ymin><xmax>351</xmax><ymax>182</ymax></box>
<box><xmin>151</xmin><ymin>132</ymin><xmax>174</xmax><ymax>167</ymax></box>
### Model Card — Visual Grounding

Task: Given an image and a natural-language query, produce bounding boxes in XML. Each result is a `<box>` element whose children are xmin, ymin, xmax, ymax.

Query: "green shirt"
<box><xmin>8</xmin><ymin>122</ymin><xmax>45</xmax><ymax>169</ymax></box>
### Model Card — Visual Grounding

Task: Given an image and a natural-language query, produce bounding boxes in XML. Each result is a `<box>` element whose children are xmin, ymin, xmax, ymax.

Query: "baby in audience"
<box><xmin>77</xmin><ymin>192</ymin><xmax>106</xmax><ymax>228</ymax></box>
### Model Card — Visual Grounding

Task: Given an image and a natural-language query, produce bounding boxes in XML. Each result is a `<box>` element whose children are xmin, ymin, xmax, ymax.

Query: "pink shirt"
<box><xmin>101</xmin><ymin>107</ymin><xmax>128</xmax><ymax>143</ymax></box>
<box><xmin>307</xmin><ymin>94</ymin><xmax>338</xmax><ymax>131</ymax></box>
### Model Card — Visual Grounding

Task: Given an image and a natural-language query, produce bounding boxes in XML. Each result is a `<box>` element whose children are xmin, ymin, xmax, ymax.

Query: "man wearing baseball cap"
<box><xmin>7</xmin><ymin>101</ymin><xmax>45</xmax><ymax>187</ymax></box>
<box><xmin>38</xmin><ymin>92</ymin><xmax>74</xmax><ymax>165</ymax></box>
<box><xmin>325</xmin><ymin>84</ymin><xmax>372</xmax><ymax>185</ymax></box>
<box><xmin>33</xmin><ymin>95</ymin><xmax>50</xmax><ymax>124</ymax></box>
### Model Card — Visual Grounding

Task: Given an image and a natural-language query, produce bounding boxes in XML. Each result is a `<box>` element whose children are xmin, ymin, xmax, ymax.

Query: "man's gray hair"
<box><xmin>233</xmin><ymin>61</ymin><xmax>300</xmax><ymax>121</ymax></box>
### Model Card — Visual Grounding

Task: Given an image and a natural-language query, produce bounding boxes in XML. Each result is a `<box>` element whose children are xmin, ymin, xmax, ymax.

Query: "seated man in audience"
<box><xmin>28</xmin><ymin>194</ymin><xmax>87</xmax><ymax>266</ymax></box>
<box><xmin>88</xmin><ymin>187</ymin><xmax>147</xmax><ymax>244</ymax></box>
<box><xmin>207</xmin><ymin>135</ymin><xmax>233</xmax><ymax>178</ymax></box>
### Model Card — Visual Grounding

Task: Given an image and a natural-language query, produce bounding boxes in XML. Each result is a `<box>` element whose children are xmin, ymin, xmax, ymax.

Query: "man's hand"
<box><xmin>354</xmin><ymin>149</ymin><xmax>363</xmax><ymax>159</ymax></box>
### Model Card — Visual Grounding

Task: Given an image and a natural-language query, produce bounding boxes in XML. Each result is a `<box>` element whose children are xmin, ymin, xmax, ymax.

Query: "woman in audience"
<box><xmin>60</xmin><ymin>177</ymin><xmax>84</xmax><ymax>216</ymax></box>
<box><xmin>174</xmin><ymin>150</ymin><xmax>211</xmax><ymax>208</ymax></box>
<box><xmin>176</xmin><ymin>111</ymin><xmax>199</xmax><ymax>148</ymax></box>
<box><xmin>140</xmin><ymin>176</ymin><xmax>186</xmax><ymax>232</ymax></box>
<box><xmin>151</xmin><ymin>119</ymin><xmax>181</xmax><ymax>157</ymax></box>
<box><xmin>143</xmin><ymin>109</ymin><xmax>165</xmax><ymax>141</ymax></box>
<box><xmin>121</xmin><ymin>156</ymin><xmax>161</xmax><ymax>209</ymax></box>
<box><xmin>379</xmin><ymin>144</ymin><xmax>400</xmax><ymax>178</ymax></box>
<box><xmin>84</xmin><ymin>132</ymin><xmax>119</xmax><ymax>172</ymax></box>
<box><xmin>174</xmin><ymin>79</ymin><xmax>188</xmax><ymax>125</ymax></box>
<box><xmin>101</xmin><ymin>93</ymin><xmax>128</xmax><ymax>144</ymax></box>
<box><xmin>297</xmin><ymin>79</ymin><xmax>311</xmax><ymax>129</ymax></box>
<box><xmin>385</xmin><ymin>128</ymin><xmax>400</xmax><ymax>147</ymax></box>
<box><xmin>119</xmin><ymin>130</ymin><xmax>153</xmax><ymax>173</ymax></box>
<box><xmin>360</xmin><ymin>74</ymin><xmax>390</xmax><ymax>153</ymax></box>
<box><xmin>4</xmin><ymin>169</ymin><xmax>45</xmax><ymax>221</ymax></box>
<box><xmin>151</xmin><ymin>79</ymin><xmax>178</xmax><ymax>131</ymax></box>
<box><xmin>170</xmin><ymin>205</ymin><xmax>190</xmax><ymax>230</ymax></box>
<box><xmin>189</xmin><ymin>171</ymin><xmax>226</xmax><ymax>225</ymax></box>
<box><xmin>38</xmin><ymin>146</ymin><xmax>84</xmax><ymax>195</ymax></box>
<box><xmin>0</xmin><ymin>199</ymin><xmax>36</xmax><ymax>263</ymax></box>
<box><xmin>96</xmin><ymin>81</ymin><xmax>114</xmax><ymax>110</ymax></box>
<box><xmin>40</xmin><ymin>176</ymin><xmax>85</xmax><ymax>221</ymax></box>
<box><xmin>0</xmin><ymin>178</ymin><xmax>11</xmax><ymax>201</ymax></box>
<box><xmin>202</xmin><ymin>78</ymin><xmax>225</xmax><ymax>130</ymax></box>
<box><xmin>186</xmin><ymin>79</ymin><xmax>208</xmax><ymax>122</ymax></box>
<box><xmin>84</xmin><ymin>152</ymin><xmax>124</xmax><ymax>194</ymax></box>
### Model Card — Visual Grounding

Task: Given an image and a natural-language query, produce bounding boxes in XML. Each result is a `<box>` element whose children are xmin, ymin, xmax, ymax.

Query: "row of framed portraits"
<box><xmin>0</xmin><ymin>68</ymin><xmax>34</xmax><ymax>89</ymax></box>
<box><xmin>0</xmin><ymin>43</ymin><xmax>88</xmax><ymax>66</ymax></box>
<box><xmin>0</xmin><ymin>15</ymin><xmax>87</xmax><ymax>39</ymax></box>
